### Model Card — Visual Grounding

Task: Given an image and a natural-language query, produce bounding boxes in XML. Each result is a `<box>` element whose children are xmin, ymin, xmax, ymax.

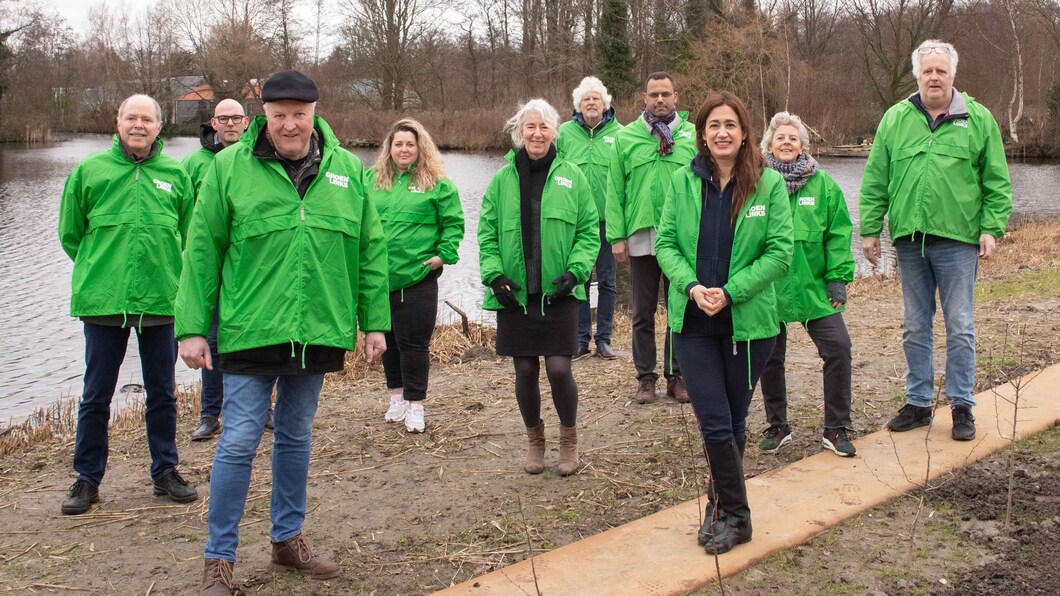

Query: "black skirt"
<box><xmin>495</xmin><ymin>294</ymin><xmax>579</xmax><ymax>357</ymax></box>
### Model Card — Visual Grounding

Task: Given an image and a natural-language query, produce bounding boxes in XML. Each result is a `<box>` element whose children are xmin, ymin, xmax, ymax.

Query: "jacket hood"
<box><xmin>198</xmin><ymin>123</ymin><xmax>224</xmax><ymax>153</ymax></box>
<box><xmin>572</xmin><ymin>106</ymin><xmax>617</xmax><ymax>131</ymax></box>
<box><xmin>690</xmin><ymin>153</ymin><xmax>712</xmax><ymax>180</ymax></box>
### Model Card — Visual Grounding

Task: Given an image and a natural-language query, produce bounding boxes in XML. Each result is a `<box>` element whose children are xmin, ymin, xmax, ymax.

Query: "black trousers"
<box><xmin>381</xmin><ymin>273</ymin><xmax>439</xmax><ymax>401</ymax></box>
<box><xmin>673</xmin><ymin>329</ymin><xmax>775</xmax><ymax>446</ymax></box>
<box><xmin>760</xmin><ymin>312</ymin><xmax>853</xmax><ymax>430</ymax></box>
<box><xmin>629</xmin><ymin>254</ymin><xmax>679</xmax><ymax>380</ymax></box>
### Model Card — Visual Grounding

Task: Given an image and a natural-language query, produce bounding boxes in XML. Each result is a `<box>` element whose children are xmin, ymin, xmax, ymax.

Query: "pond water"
<box><xmin>1</xmin><ymin>133</ymin><xmax>1057</xmax><ymax>420</ymax></box>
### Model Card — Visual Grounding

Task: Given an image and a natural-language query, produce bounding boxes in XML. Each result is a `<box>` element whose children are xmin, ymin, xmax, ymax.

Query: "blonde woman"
<box><xmin>367</xmin><ymin>119</ymin><xmax>465</xmax><ymax>433</ymax></box>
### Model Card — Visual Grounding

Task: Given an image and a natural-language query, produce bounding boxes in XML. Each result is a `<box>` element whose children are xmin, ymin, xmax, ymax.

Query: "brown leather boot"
<box><xmin>557</xmin><ymin>425</ymin><xmax>580</xmax><ymax>476</ymax></box>
<box><xmin>200</xmin><ymin>558</ymin><xmax>234</xmax><ymax>596</ymax></box>
<box><xmin>634</xmin><ymin>377</ymin><xmax>657</xmax><ymax>404</ymax></box>
<box><xmin>667</xmin><ymin>375</ymin><xmax>690</xmax><ymax>403</ymax></box>
<box><xmin>270</xmin><ymin>535</ymin><xmax>340</xmax><ymax>579</ymax></box>
<box><xmin>524</xmin><ymin>422</ymin><xmax>546</xmax><ymax>474</ymax></box>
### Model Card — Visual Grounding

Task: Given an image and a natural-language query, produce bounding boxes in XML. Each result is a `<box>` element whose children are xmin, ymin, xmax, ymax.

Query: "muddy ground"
<box><xmin>1</xmin><ymin>222</ymin><xmax>1058</xmax><ymax>595</ymax></box>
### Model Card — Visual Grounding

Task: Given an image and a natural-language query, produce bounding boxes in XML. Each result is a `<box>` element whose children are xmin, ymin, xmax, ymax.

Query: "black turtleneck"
<box><xmin>514</xmin><ymin>145</ymin><xmax>556</xmax><ymax>295</ymax></box>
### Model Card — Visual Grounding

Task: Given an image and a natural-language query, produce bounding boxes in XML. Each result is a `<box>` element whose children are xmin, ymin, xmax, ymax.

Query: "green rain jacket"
<box><xmin>605</xmin><ymin>113</ymin><xmax>697</xmax><ymax>244</ymax></box>
<box><xmin>656</xmin><ymin>167</ymin><xmax>793</xmax><ymax>341</ymax></box>
<box><xmin>773</xmin><ymin>169</ymin><xmax>855</xmax><ymax>323</ymax></box>
<box><xmin>175</xmin><ymin>115</ymin><xmax>390</xmax><ymax>354</ymax></box>
<box><xmin>366</xmin><ymin>168</ymin><xmax>465</xmax><ymax>292</ymax></box>
<box><xmin>556</xmin><ymin>111</ymin><xmax>622</xmax><ymax>221</ymax></box>
<box><xmin>860</xmin><ymin>92</ymin><xmax>1012</xmax><ymax>244</ymax></box>
<box><xmin>59</xmin><ymin>136</ymin><xmax>194</xmax><ymax>318</ymax></box>
<box><xmin>477</xmin><ymin>151</ymin><xmax>600</xmax><ymax>310</ymax></box>
<box><xmin>182</xmin><ymin>123</ymin><xmax>226</xmax><ymax>191</ymax></box>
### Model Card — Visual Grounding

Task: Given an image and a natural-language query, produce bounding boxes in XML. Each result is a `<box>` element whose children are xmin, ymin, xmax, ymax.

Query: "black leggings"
<box><xmin>381</xmin><ymin>274</ymin><xmax>438</xmax><ymax>401</ymax></box>
<box><xmin>513</xmin><ymin>356</ymin><xmax>578</xmax><ymax>427</ymax></box>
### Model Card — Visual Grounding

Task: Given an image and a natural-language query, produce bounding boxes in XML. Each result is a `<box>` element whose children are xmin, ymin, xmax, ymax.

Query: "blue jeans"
<box><xmin>578</xmin><ymin>222</ymin><xmax>617</xmax><ymax>349</ymax></box>
<box><xmin>204</xmin><ymin>373</ymin><xmax>324</xmax><ymax>562</ymax></box>
<box><xmin>895</xmin><ymin>237</ymin><xmax>979</xmax><ymax>408</ymax></box>
<box><xmin>199</xmin><ymin>309</ymin><xmax>224</xmax><ymax>419</ymax></box>
<box><xmin>74</xmin><ymin>322</ymin><xmax>179</xmax><ymax>485</ymax></box>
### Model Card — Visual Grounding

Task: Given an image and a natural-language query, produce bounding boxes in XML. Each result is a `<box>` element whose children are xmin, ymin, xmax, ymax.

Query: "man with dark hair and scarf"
<box><xmin>605</xmin><ymin>72</ymin><xmax>696</xmax><ymax>405</ymax></box>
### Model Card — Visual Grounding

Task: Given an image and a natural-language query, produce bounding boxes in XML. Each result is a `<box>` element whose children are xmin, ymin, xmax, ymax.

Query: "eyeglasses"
<box><xmin>214</xmin><ymin>115</ymin><xmax>246</xmax><ymax>124</ymax></box>
<box><xmin>917</xmin><ymin>46</ymin><xmax>952</xmax><ymax>55</ymax></box>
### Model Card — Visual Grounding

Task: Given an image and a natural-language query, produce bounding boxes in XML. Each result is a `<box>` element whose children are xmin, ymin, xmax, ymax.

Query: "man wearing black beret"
<box><xmin>177</xmin><ymin>70</ymin><xmax>391</xmax><ymax>595</ymax></box>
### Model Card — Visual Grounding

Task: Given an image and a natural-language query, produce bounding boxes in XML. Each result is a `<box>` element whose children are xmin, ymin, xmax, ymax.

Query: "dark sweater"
<box><xmin>683</xmin><ymin>155</ymin><xmax>735</xmax><ymax>337</ymax></box>
<box><xmin>515</xmin><ymin>146</ymin><xmax>556</xmax><ymax>295</ymax></box>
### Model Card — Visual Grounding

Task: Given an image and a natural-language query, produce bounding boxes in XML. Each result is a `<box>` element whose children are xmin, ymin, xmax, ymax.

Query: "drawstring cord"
<box><xmin>745</xmin><ymin>340</ymin><xmax>752</xmax><ymax>390</ymax></box>
<box><xmin>289</xmin><ymin>339</ymin><xmax>295</xmax><ymax>358</ymax></box>
<box><xmin>137</xmin><ymin>313</ymin><xmax>144</xmax><ymax>333</ymax></box>
<box><xmin>121</xmin><ymin>311</ymin><xmax>128</xmax><ymax>328</ymax></box>
<box><xmin>400</xmin><ymin>288</ymin><xmax>405</xmax><ymax>303</ymax></box>
<box><xmin>300</xmin><ymin>344</ymin><xmax>308</xmax><ymax>369</ymax></box>
<box><xmin>540</xmin><ymin>294</ymin><xmax>546</xmax><ymax>317</ymax></box>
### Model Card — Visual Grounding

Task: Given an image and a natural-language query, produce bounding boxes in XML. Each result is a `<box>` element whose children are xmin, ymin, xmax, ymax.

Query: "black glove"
<box><xmin>490</xmin><ymin>275</ymin><xmax>521</xmax><ymax>309</ymax></box>
<box><xmin>827</xmin><ymin>281</ymin><xmax>847</xmax><ymax>305</ymax></box>
<box><xmin>551</xmin><ymin>272</ymin><xmax>577</xmax><ymax>298</ymax></box>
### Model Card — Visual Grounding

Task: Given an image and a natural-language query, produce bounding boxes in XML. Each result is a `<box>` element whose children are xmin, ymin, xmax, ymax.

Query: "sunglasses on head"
<box><xmin>917</xmin><ymin>46</ymin><xmax>952</xmax><ymax>55</ymax></box>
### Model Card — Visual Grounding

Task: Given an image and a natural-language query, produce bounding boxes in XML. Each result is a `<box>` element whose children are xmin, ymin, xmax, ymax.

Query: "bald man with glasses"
<box><xmin>183</xmin><ymin>98</ymin><xmax>255</xmax><ymax>441</ymax></box>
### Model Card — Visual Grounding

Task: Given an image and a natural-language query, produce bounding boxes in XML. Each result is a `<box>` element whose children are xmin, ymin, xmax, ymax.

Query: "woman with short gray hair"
<box><xmin>756</xmin><ymin>111</ymin><xmax>858</xmax><ymax>459</ymax></box>
<box><xmin>478</xmin><ymin>99</ymin><xmax>600</xmax><ymax>477</ymax></box>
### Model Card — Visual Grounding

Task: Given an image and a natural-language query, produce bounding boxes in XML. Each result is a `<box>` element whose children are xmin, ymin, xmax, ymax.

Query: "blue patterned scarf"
<box><xmin>643</xmin><ymin>109</ymin><xmax>676</xmax><ymax>156</ymax></box>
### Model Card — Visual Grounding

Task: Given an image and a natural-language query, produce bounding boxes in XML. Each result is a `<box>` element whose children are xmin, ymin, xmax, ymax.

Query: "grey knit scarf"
<box><xmin>766</xmin><ymin>151</ymin><xmax>817</xmax><ymax>195</ymax></box>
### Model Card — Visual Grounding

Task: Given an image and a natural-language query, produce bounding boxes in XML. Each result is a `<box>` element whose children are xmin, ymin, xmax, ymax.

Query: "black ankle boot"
<box><xmin>703</xmin><ymin>440</ymin><xmax>752</xmax><ymax>555</ymax></box>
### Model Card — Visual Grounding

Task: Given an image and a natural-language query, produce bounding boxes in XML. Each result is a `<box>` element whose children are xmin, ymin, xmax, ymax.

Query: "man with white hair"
<box><xmin>176</xmin><ymin>70</ymin><xmax>389</xmax><ymax>594</ymax></box>
<box><xmin>58</xmin><ymin>93</ymin><xmax>198</xmax><ymax>515</ymax></box>
<box><xmin>606</xmin><ymin>71</ymin><xmax>696</xmax><ymax>404</ymax></box>
<box><xmin>860</xmin><ymin>40</ymin><xmax>1012</xmax><ymax>442</ymax></box>
<box><xmin>183</xmin><ymin>98</ymin><xmax>253</xmax><ymax>441</ymax></box>
<box><xmin>557</xmin><ymin>76</ymin><xmax>622</xmax><ymax>361</ymax></box>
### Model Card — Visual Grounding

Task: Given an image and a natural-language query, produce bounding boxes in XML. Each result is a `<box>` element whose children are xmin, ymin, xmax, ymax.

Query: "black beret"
<box><xmin>261</xmin><ymin>70</ymin><xmax>320</xmax><ymax>103</ymax></box>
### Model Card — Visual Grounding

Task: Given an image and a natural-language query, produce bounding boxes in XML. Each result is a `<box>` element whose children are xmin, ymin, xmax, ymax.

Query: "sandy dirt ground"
<box><xmin>1</xmin><ymin>222</ymin><xmax>1058</xmax><ymax>595</ymax></box>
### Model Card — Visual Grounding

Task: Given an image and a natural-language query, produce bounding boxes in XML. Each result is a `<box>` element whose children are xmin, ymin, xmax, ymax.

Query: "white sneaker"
<box><xmin>405</xmin><ymin>404</ymin><xmax>425</xmax><ymax>433</ymax></box>
<box><xmin>384</xmin><ymin>397</ymin><xmax>408</xmax><ymax>422</ymax></box>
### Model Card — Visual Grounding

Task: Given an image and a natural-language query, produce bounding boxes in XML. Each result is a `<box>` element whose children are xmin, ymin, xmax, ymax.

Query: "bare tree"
<box><xmin>849</xmin><ymin>0</ymin><xmax>955</xmax><ymax>110</ymax></box>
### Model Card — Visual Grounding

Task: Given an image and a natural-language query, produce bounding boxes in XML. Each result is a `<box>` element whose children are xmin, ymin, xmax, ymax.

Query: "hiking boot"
<box><xmin>666</xmin><ymin>375</ymin><xmax>689</xmax><ymax>403</ymax></box>
<box><xmin>271</xmin><ymin>534</ymin><xmax>340</xmax><ymax>579</ymax></box>
<box><xmin>153</xmin><ymin>471</ymin><xmax>199</xmax><ymax>503</ymax></box>
<box><xmin>384</xmin><ymin>397</ymin><xmax>408</xmax><ymax>422</ymax></box>
<box><xmin>264</xmin><ymin>406</ymin><xmax>274</xmax><ymax>430</ymax></box>
<box><xmin>596</xmin><ymin>342</ymin><xmax>617</xmax><ymax>360</ymax></box>
<box><xmin>951</xmin><ymin>406</ymin><xmax>976</xmax><ymax>441</ymax></box>
<box><xmin>886</xmin><ymin>404</ymin><xmax>933</xmax><ymax>432</ymax></box>
<box><xmin>61</xmin><ymin>479</ymin><xmax>99</xmax><ymax>515</ymax></box>
<box><xmin>573</xmin><ymin>346</ymin><xmax>592</xmax><ymax>361</ymax></box>
<box><xmin>822</xmin><ymin>428</ymin><xmax>857</xmax><ymax>457</ymax></box>
<box><xmin>200</xmin><ymin>558</ymin><xmax>235</xmax><ymax>596</ymax></box>
<box><xmin>191</xmin><ymin>416</ymin><xmax>222</xmax><ymax>441</ymax></box>
<box><xmin>634</xmin><ymin>377</ymin><xmax>657</xmax><ymax>404</ymax></box>
<box><xmin>405</xmin><ymin>403</ymin><xmax>425</xmax><ymax>433</ymax></box>
<box><xmin>758</xmin><ymin>424</ymin><xmax>792</xmax><ymax>454</ymax></box>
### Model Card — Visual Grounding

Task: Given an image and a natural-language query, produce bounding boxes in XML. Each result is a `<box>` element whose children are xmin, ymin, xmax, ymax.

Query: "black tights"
<box><xmin>513</xmin><ymin>356</ymin><xmax>578</xmax><ymax>428</ymax></box>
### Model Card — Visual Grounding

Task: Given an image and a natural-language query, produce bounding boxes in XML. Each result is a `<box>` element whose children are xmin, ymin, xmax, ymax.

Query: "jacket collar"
<box><xmin>198</xmin><ymin>123</ymin><xmax>225</xmax><ymax>154</ymax></box>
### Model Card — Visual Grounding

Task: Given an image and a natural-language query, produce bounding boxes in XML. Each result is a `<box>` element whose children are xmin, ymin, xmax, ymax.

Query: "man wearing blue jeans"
<box><xmin>860</xmin><ymin>40</ymin><xmax>1012</xmax><ymax>441</ymax></box>
<box><xmin>176</xmin><ymin>71</ymin><xmax>389</xmax><ymax>596</ymax></box>
<box><xmin>58</xmin><ymin>94</ymin><xmax>198</xmax><ymax>514</ymax></box>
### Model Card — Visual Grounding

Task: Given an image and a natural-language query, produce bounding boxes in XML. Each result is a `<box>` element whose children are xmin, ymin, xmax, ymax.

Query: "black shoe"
<box><xmin>190</xmin><ymin>416</ymin><xmax>222</xmax><ymax>441</ymax></box>
<box><xmin>572</xmin><ymin>346</ymin><xmax>592</xmax><ymax>361</ymax></box>
<box><xmin>886</xmin><ymin>404</ymin><xmax>933</xmax><ymax>432</ymax></box>
<box><xmin>61</xmin><ymin>479</ymin><xmax>99</xmax><ymax>515</ymax></box>
<box><xmin>951</xmin><ymin>406</ymin><xmax>976</xmax><ymax>441</ymax></box>
<box><xmin>596</xmin><ymin>342</ymin><xmax>617</xmax><ymax>360</ymax></box>
<box><xmin>264</xmin><ymin>407</ymin><xmax>274</xmax><ymax>430</ymax></box>
<box><xmin>153</xmin><ymin>471</ymin><xmax>199</xmax><ymax>503</ymax></box>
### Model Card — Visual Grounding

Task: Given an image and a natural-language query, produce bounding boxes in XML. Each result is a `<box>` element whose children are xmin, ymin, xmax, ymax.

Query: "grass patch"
<box><xmin>976</xmin><ymin>267</ymin><xmax>1060</xmax><ymax>300</ymax></box>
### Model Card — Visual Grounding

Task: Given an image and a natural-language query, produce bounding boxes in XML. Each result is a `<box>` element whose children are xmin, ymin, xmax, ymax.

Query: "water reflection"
<box><xmin>0</xmin><ymin>135</ymin><xmax>1057</xmax><ymax>420</ymax></box>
